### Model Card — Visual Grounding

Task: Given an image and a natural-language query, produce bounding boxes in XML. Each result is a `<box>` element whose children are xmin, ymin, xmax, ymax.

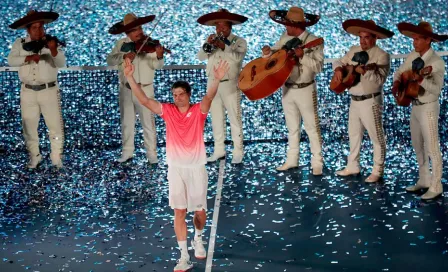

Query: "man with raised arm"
<box><xmin>123</xmin><ymin>57</ymin><xmax>229</xmax><ymax>272</ymax></box>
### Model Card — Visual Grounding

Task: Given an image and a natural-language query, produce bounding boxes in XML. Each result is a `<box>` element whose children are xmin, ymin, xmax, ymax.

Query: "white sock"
<box><xmin>194</xmin><ymin>228</ymin><xmax>203</xmax><ymax>240</ymax></box>
<box><xmin>178</xmin><ymin>240</ymin><xmax>189</xmax><ymax>259</ymax></box>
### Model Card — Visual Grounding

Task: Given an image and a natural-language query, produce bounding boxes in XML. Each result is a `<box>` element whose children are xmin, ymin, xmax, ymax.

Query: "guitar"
<box><xmin>393</xmin><ymin>66</ymin><xmax>432</xmax><ymax>107</ymax></box>
<box><xmin>329</xmin><ymin>63</ymin><xmax>379</xmax><ymax>94</ymax></box>
<box><xmin>238</xmin><ymin>38</ymin><xmax>324</xmax><ymax>101</ymax></box>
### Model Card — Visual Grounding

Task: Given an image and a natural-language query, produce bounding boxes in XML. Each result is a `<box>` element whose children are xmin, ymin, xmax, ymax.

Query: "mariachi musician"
<box><xmin>393</xmin><ymin>22</ymin><xmax>447</xmax><ymax>200</ymax></box>
<box><xmin>107</xmin><ymin>13</ymin><xmax>165</xmax><ymax>164</ymax></box>
<box><xmin>8</xmin><ymin>10</ymin><xmax>66</xmax><ymax>169</ymax></box>
<box><xmin>261</xmin><ymin>7</ymin><xmax>324</xmax><ymax>174</ymax></box>
<box><xmin>197</xmin><ymin>8</ymin><xmax>248</xmax><ymax>164</ymax></box>
<box><xmin>332</xmin><ymin>19</ymin><xmax>393</xmax><ymax>183</ymax></box>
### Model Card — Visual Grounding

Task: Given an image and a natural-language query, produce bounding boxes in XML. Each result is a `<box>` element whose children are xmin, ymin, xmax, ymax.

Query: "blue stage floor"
<box><xmin>0</xmin><ymin>141</ymin><xmax>447</xmax><ymax>272</ymax></box>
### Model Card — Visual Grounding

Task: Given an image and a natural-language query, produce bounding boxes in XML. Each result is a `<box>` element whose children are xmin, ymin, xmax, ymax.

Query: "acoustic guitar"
<box><xmin>393</xmin><ymin>66</ymin><xmax>432</xmax><ymax>107</ymax></box>
<box><xmin>329</xmin><ymin>63</ymin><xmax>378</xmax><ymax>94</ymax></box>
<box><xmin>238</xmin><ymin>38</ymin><xmax>324</xmax><ymax>101</ymax></box>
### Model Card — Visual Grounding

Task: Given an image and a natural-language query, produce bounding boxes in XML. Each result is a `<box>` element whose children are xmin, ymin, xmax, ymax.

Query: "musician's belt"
<box><xmin>220</xmin><ymin>79</ymin><xmax>229</xmax><ymax>83</ymax></box>
<box><xmin>23</xmin><ymin>81</ymin><xmax>56</xmax><ymax>91</ymax></box>
<box><xmin>125</xmin><ymin>82</ymin><xmax>153</xmax><ymax>89</ymax></box>
<box><xmin>284</xmin><ymin>80</ymin><xmax>315</xmax><ymax>89</ymax></box>
<box><xmin>351</xmin><ymin>92</ymin><xmax>381</xmax><ymax>101</ymax></box>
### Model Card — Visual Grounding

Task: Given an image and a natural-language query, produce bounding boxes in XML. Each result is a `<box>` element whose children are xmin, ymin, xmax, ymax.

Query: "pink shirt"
<box><xmin>160</xmin><ymin>103</ymin><xmax>207</xmax><ymax>167</ymax></box>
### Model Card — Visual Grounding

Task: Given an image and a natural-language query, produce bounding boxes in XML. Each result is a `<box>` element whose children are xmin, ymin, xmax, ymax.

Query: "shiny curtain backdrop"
<box><xmin>0</xmin><ymin>0</ymin><xmax>446</xmax><ymax>65</ymax></box>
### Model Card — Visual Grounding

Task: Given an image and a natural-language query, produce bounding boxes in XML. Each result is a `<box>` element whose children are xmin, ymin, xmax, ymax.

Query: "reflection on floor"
<box><xmin>0</xmin><ymin>141</ymin><xmax>447</xmax><ymax>271</ymax></box>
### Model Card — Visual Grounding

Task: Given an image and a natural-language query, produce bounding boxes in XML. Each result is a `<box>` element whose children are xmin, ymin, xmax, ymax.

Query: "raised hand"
<box><xmin>213</xmin><ymin>60</ymin><xmax>230</xmax><ymax>81</ymax></box>
<box><xmin>123</xmin><ymin>58</ymin><xmax>135</xmax><ymax>78</ymax></box>
<box><xmin>155</xmin><ymin>45</ymin><xmax>164</xmax><ymax>59</ymax></box>
<box><xmin>355</xmin><ymin>65</ymin><xmax>366</xmax><ymax>75</ymax></box>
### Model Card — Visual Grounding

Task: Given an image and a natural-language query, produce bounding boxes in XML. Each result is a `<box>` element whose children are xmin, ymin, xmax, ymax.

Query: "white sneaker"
<box><xmin>174</xmin><ymin>257</ymin><xmax>193</xmax><ymax>272</ymax></box>
<box><xmin>27</xmin><ymin>154</ymin><xmax>42</xmax><ymax>169</ymax></box>
<box><xmin>191</xmin><ymin>239</ymin><xmax>206</xmax><ymax>259</ymax></box>
<box><xmin>117</xmin><ymin>153</ymin><xmax>133</xmax><ymax>163</ymax></box>
<box><xmin>207</xmin><ymin>152</ymin><xmax>225</xmax><ymax>162</ymax></box>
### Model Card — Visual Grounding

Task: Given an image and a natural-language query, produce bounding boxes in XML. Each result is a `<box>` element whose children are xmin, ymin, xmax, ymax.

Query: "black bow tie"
<box><xmin>352</xmin><ymin>51</ymin><xmax>369</xmax><ymax>65</ymax></box>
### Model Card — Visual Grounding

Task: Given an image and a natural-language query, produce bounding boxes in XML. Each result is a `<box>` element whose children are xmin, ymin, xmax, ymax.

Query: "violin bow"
<box><xmin>49</xmin><ymin>0</ymin><xmax>55</xmax><ymax>11</ymax></box>
<box><xmin>136</xmin><ymin>10</ymin><xmax>167</xmax><ymax>54</ymax></box>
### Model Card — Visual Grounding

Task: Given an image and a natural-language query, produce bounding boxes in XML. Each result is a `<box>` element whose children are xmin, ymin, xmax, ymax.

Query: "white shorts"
<box><xmin>168</xmin><ymin>165</ymin><xmax>208</xmax><ymax>212</ymax></box>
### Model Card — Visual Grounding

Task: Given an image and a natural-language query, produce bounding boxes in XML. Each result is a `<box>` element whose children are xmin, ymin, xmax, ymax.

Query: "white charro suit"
<box><xmin>8</xmin><ymin>37</ymin><xmax>66</xmax><ymax>166</ymax></box>
<box><xmin>197</xmin><ymin>33</ymin><xmax>247</xmax><ymax>160</ymax></box>
<box><xmin>267</xmin><ymin>31</ymin><xmax>324</xmax><ymax>171</ymax></box>
<box><xmin>107</xmin><ymin>37</ymin><xmax>163</xmax><ymax>162</ymax></box>
<box><xmin>333</xmin><ymin>45</ymin><xmax>390</xmax><ymax>177</ymax></box>
<box><xmin>394</xmin><ymin>48</ymin><xmax>445</xmax><ymax>198</ymax></box>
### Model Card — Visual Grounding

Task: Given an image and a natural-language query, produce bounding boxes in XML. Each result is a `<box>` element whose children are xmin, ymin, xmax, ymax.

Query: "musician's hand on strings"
<box><xmin>123</xmin><ymin>52</ymin><xmax>136</xmax><ymax>61</ymax></box>
<box><xmin>413</xmin><ymin>72</ymin><xmax>424</xmax><ymax>82</ymax></box>
<box><xmin>123</xmin><ymin>58</ymin><xmax>135</xmax><ymax>78</ymax></box>
<box><xmin>334</xmin><ymin>67</ymin><xmax>343</xmax><ymax>82</ymax></box>
<box><xmin>155</xmin><ymin>45</ymin><xmax>164</xmax><ymax>59</ymax></box>
<box><xmin>262</xmin><ymin>45</ymin><xmax>271</xmax><ymax>56</ymax></box>
<box><xmin>294</xmin><ymin>47</ymin><xmax>304</xmax><ymax>58</ymax></box>
<box><xmin>47</xmin><ymin>39</ymin><xmax>57</xmax><ymax>50</ymax></box>
<box><xmin>47</xmin><ymin>39</ymin><xmax>58</xmax><ymax>56</ymax></box>
<box><xmin>355</xmin><ymin>65</ymin><xmax>366</xmax><ymax>75</ymax></box>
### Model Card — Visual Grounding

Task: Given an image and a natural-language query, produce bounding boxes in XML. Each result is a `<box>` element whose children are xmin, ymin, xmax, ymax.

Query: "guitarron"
<box><xmin>238</xmin><ymin>37</ymin><xmax>324</xmax><ymax>101</ymax></box>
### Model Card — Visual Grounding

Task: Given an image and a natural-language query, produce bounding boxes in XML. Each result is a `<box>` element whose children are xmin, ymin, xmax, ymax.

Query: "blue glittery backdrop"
<box><xmin>0</xmin><ymin>0</ymin><xmax>447</xmax><ymax>66</ymax></box>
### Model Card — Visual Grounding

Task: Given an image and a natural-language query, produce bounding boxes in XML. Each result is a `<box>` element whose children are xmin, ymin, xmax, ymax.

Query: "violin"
<box><xmin>120</xmin><ymin>35</ymin><xmax>171</xmax><ymax>54</ymax></box>
<box><xmin>22</xmin><ymin>34</ymin><xmax>65</xmax><ymax>53</ymax></box>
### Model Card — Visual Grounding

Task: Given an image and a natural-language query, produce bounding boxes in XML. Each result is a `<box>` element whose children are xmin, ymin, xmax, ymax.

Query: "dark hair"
<box><xmin>172</xmin><ymin>81</ymin><xmax>191</xmax><ymax>94</ymax></box>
